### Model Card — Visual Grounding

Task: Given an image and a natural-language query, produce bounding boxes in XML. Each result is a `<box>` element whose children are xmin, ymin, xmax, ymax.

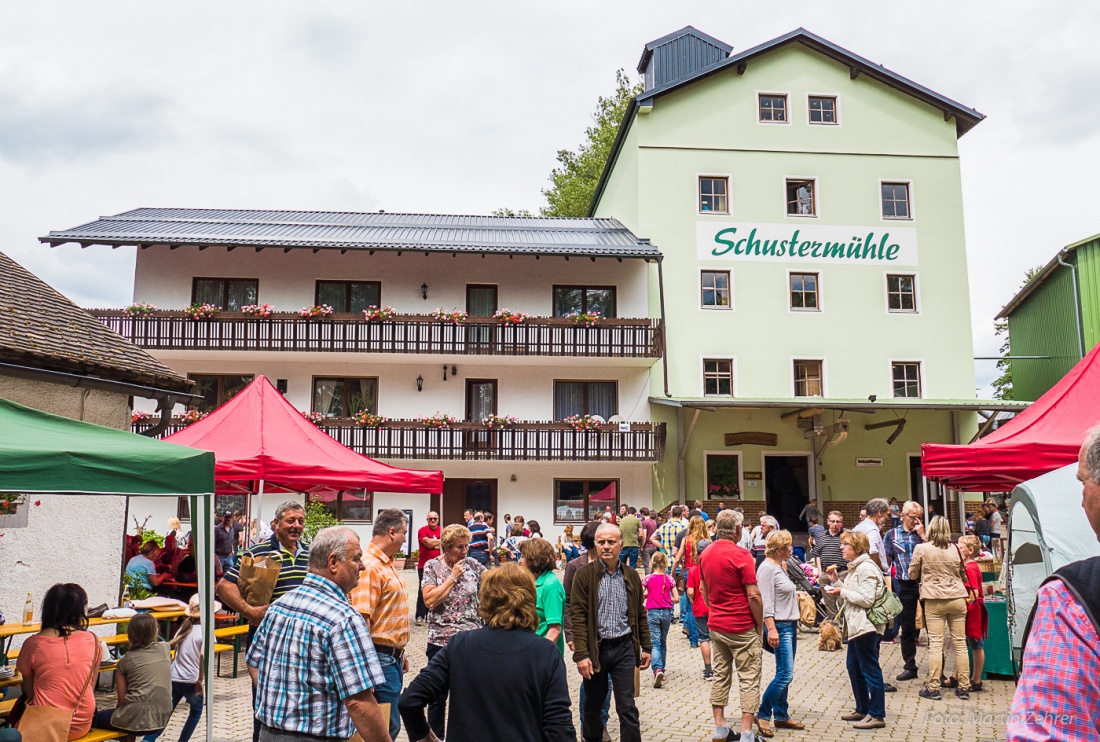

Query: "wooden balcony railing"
<box><xmin>134</xmin><ymin>418</ymin><xmax>666</xmax><ymax>462</ymax></box>
<box><xmin>90</xmin><ymin>311</ymin><xmax>663</xmax><ymax>358</ymax></box>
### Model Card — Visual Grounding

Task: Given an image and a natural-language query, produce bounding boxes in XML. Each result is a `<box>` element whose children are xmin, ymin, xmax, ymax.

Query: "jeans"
<box><xmin>469</xmin><ymin>548</ymin><xmax>490</xmax><ymax>566</ymax></box>
<box><xmin>619</xmin><ymin>546</ymin><xmax>639</xmax><ymax>568</ymax></box>
<box><xmin>416</xmin><ymin>567</ymin><xmax>428</xmax><ymax>620</ymax></box>
<box><xmin>647</xmin><ymin>607</ymin><xmax>673</xmax><ymax>671</ymax></box>
<box><xmin>425</xmin><ymin>643</ymin><xmax>448</xmax><ymax>738</ymax></box>
<box><xmin>896</xmin><ymin>580</ymin><xmax>920</xmax><ymax>671</ymax></box>
<box><xmin>143</xmin><ymin>681</ymin><xmax>203</xmax><ymax>741</ymax></box>
<box><xmin>218</xmin><ymin>554</ymin><xmax>234</xmax><ymax>573</ymax></box>
<box><xmin>846</xmin><ymin>631</ymin><xmax>885</xmax><ymax>719</ymax></box>
<box><xmin>582</xmin><ymin>638</ymin><xmax>640</xmax><ymax>742</ymax></box>
<box><xmin>374</xmin><ymin>652</ymin><xmax>404</xmax><ymax>740</ymax></box>
<box><xmin>563</xmin><ymin>545</ymin><xmax>580</xmax><ymax>563</ymax></box>
<box><xmin>758</xmin><ymin>621</ymin><xmax>797</xmax><ymax>722</ymax></box>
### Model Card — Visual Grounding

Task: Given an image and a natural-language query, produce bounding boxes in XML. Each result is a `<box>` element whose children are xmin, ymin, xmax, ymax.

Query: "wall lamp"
<box><xmin>421</xmin><ymin>283</ymin><xmax>429</xmax><ymax>300</ymax></box>
<box><xmin>443</xmin><ymin>365</ymin><xmax>457</xmax><ymax>380</ymax></box>
<box><xmin>416</xmin><ymin>374</ymin><xmax>424</xmax><ymax>392</ymax></box>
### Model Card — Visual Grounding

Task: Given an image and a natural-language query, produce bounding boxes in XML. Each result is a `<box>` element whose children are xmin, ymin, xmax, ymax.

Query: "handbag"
<box><xmin>867</xmin><ymin>579</ymin><xmax>904</xmax><ymax>628</ymax></box>
<box><xmin>16</xmin><ymin>634</ymin><xmax>100</xmax><ymax>742</ymax></box>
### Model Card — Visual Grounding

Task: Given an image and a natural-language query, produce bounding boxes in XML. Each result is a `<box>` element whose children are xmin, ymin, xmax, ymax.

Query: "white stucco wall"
<box><xmin>0</xmin><ymin>377</ymin><xmax>128</xmax><ymax>637</ymax></box>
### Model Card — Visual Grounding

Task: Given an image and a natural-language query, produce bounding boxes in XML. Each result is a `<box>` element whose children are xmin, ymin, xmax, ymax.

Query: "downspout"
<box><xmin>140</xmin><ymin>395</ymin><xmax>182</xmax><ymax>438</ymax></box>
<box><xmin>656</xmin><ymin>255</ymin><xmax>670</xmax><ymax>397</ymax></box>
<box><xmin>1057</xmin><ymin>250</ymin><xmax>1086</xmax><ymax>359</ymax></box>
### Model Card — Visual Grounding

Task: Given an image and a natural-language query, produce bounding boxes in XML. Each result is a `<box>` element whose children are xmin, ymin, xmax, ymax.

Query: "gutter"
<box><xmin>1057</xmin><ymin>250</ymin><xmax>1086</xmax><ymax>359</ymax></box>
<box><xmin>587</xmin><ymin>97</ymin><xmax>638</xmax><ymax>217</ymax></box>
<box><xmin>656</xmin><ymin>255</ymin><xmax>671</xmax><ymax>397</ymax></box>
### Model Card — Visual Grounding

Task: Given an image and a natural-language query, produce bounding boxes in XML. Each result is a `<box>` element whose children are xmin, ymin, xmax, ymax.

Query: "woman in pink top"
<box><xmin>642</xmin><ymin>551</ymin><xmax>678</xmax><ymax>687</ymax></box>
<box><xmin>14</xmin><ymin>583</ymin><xmax>101</xmax><ymax>741</ymax></box>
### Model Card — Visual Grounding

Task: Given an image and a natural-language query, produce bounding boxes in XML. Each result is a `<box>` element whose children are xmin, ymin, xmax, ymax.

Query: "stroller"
<box><xmin>786</xmin><ymin>555</ymin><xmax>832</xmax><ymax>630</ymax></box>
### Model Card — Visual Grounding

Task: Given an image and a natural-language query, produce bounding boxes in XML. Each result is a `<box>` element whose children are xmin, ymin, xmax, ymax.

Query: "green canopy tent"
<box><xmin>0</xmin><ymin>396</ymin><xmax>218</xmax><ymax>741</ymax></box>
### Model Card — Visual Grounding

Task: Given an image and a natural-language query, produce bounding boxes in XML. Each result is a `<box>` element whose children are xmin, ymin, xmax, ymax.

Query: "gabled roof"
<box><xmin>42</xmin><ymin>208</ymin><xmax>660</xmax><ymax>260</ymax></box>
<box><xmin>636</xmin><ymin>25</ymin><xmax>732</xmax><ymax>74</ymax></box>
<box><xmin>996</xmin><ymin>232</ymin><xmax>1100</xmax><ymax>319</ymax></box>
<box><xmin>591</xmin><ymin>27</ymin><xmax>986</xmax><ymax>216</ymax></box>
<box><xmin>0</xmin><ymin>250</ymin><xmax>193</xmax><ymax>392</ymax></box>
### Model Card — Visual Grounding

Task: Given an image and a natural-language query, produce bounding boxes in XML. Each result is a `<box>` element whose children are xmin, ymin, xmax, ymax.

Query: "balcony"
<box><xmin>89</xmin><ymin>310</ymin><xmax>663</xmax><ymax>359</ymax></box>
<box><xmin>134</xmin><ymin>418</ymin><xmax>666</xmax><ymax>462</ymax></box>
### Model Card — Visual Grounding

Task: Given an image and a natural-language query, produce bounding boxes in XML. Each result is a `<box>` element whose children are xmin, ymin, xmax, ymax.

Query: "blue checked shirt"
<box><xmin>883</xmin><ymin>525</ymin><xmax>923</xmax><ymax>582</ymax></box>
<box><xmin>247</xmin><ymin>572</ymin><xmax>385</xmax><ymax>738</ymax></box>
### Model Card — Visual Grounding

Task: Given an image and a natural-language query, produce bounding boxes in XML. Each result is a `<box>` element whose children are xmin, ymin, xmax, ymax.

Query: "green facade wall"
<box><xmin>1074</xmin><ymin>239</ymin><xmax>1100</xmax><ymax>349</ymax></box>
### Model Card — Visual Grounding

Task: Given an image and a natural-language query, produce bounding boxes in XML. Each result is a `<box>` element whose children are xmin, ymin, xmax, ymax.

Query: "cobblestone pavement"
<box><xmin>110</xmin><ymin>571</ymin><xmax>1013</xmax><ymax>741</ymax></box>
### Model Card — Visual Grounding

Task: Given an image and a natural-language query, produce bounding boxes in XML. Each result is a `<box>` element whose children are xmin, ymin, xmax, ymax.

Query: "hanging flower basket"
<box><xmin>493</xmin><ymin>309</ymin><xmax>531</xmax><ymax>325</ymax></box>
<box><xmin>131</xmin><ymin>409</ymin><xmax>151</xmax><ymax>424</ymax></box>
<box><xmin>241</xmin><ymin>303</ymin><xmax>275</xmax><ymax>318</ymax></box>
<box><xmin>429</xmin><ymin>308</ymin><xmax>468</xmax><ymax>325</ymax></box>
<box><xmin>186</xmin><ymin>303</ymin><xmax>220</xmax><ymax>320</ymax></box>
<box><xmin>301</xmin><ymin>410</ymin><xmax>327</xmax><ymax>425</ymax></box>
<box><xmin>298</xmin><ymin>304</ymin><xmax>334</xmax><ymax>319</ymax></box>
<box><xmin>353</xmin><ymin>411</ymin><xmax>389</xmax><ymax>428</ymax></box>
<box><xmin>362</xmin><ymin>305</ymin><xmax>397</xmax><ymax>323</ymax></box>
<box><xmin>568</xmin><ymin>311</ymin><xmax>603</xmax><ymax>327</ymax></box>
<box><xmin>180</xmin><ymin>409</ymin><xmax>207</xmax><ymax>426</ymax></box>
<box><xmin>123</xmin><ymin>302</ymin><xmax>158</xmax><ymax>317</ymax></box>
<box><xmin>483</xmin><ymin>414</ymin><xmax>519</xmax><ymax>429</ymax></box>
<box><xmin>418</xmin><ymin>412</ymin><xmax>454</xmax><ymax>428</ymax></box>
<box><xmin>564</xmin><ymin>414</ymin><xmax>603</xmax><ymax>431</ymax></box>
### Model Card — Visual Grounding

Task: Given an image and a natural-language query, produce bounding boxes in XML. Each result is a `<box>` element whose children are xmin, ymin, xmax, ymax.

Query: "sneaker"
<box><xmin>653</xmin><ymin>669</ymin><xmax>664</xmax><ymax>688</ymax></box>
<box><xmin>841</xmin><ymin>711</ymin><xmax>866</xmax><ymax>721</ymax></box>
<box><xmin>919</xmin><ymin>687</ymin><xmax>942</xmax><ymax>700</ymax></box>
<box><xmin>703</xmin><ymin>669</ymin><xmax>715</xmax><ymax>682</ymax></box>
<box><xmin>896</xmin><ymin>668</ymin><xmax>919</xmax><ymax>681</ymax></box>
<box><xmin>852</xmin><ymin>716</ymin><xmax>886</xmax><ymax>730</ymax></box>
<box><xmin>883</xmin><ymin>683</ymin><xmax>897</xmax><ymax>693</ymax></box>
<box><xmin>415</xmin><ymin>618</ymin><xmax>424</xmax><ymax>626</ymax></box>
<box><xmin>956</xmin><ymin>688</ymin><xmax>970</xmax><ymax>701</ymax></box>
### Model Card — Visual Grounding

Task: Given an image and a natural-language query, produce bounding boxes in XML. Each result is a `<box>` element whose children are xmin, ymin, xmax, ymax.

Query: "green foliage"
<box><xmin>541</xmin><ymin>69</ymin><xmax>643</xmax><ymax>217</ymax></box>
<box><xmin>303</xmin><ymin>499</ymin><xmax>341</xmax><ymax>545</ymax></box>
<box><xmin>124</xmin><ymin>573</ymin><xmax>153</xmax><ymax>601</ymax></box>
<box><xmin>490</xmin><ymin>208</ymin><xmax>533</xmax><ymax>217</ymax></box>
<box><xmin>140</xmin><ymin>529</ymin><xmax>165</xmax><ymax>548</ymax></box>
<box><xmin>991</xmin><ymin>265</ymin><xmax>1045</xmax><ymax>400</ymax></box>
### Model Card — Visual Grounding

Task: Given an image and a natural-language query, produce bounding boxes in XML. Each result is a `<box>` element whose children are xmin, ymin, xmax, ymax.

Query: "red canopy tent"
<box><xmin>922</xmin><ymin>343</ymin><xmax>1100</xmax><ymax>491</ymax></box>
<box><xmin>165</xmin><ymin>375</ymin><xmax>443</xmax><ymax>495</ymax></box>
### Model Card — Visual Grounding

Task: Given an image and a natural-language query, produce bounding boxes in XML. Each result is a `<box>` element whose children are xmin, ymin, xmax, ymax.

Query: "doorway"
<box><xmin>910</xmin><ymin>454</ymin><xmax>945</xmax><ymax>519</ymax></box>
<box><xmin>763</xmin><ymin>454</ymin><xmax>812</xmax><ymax>531</ymax></box>
<box><xmin>465</xmin><ymin>380</ymin><xmax>497</xmax><ymax>450</ymax></box>
<box><xmin>441</xmin><ymin>478</ymin><xmax>498</xmax><ymax>528</ymax></box>
<box><xmin>466</xmin><ymin>284</ymin><xmax>498</xmax><ymax>350</ymax></box>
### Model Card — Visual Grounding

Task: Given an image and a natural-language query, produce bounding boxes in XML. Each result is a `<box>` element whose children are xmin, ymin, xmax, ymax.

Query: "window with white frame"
<box><xmin>703</xmin><ymin>359</ymin><xmax>734</xmax><ymax>396</ymax></box>
<box><xmin>699</xmin><ymin>176</ymin><xmax>729</xmax><ymax>213</ymax></box>
<box><xmin>793</xmin><ymin>359</ymin><xmax>823</xmax><ymax>397</ymax></box>
<box><xmin>808</xmin><ymin>95</ymin><xmax>837</xmax><ymax>124</ymax></box>
<box><xmin>892</xmin><ymin>362</ymin><xmax>922</xmax><ymax>398</ymax></box>
<box><xmin>786</xmin><ymin>179</ymin><xmax>816</xmax><ymax>216</ymax></box>
<box><xmin>881</xmin><ymin>182</ymin><xmax>911</xmax><ymax>219</ymax></box>
<box><xmin>700</xmin><ymin>271</ymin><xmax>731</xmax><ymax>308</ymax></box>
<box><xmin>789</xmin><ymin>272</ymin><xmax>820</xmax><ymax>310</ymax></box>
<box><xmin>758</xmin><ymin>94</ymin><xmax>788</xmax><ymax>123</ymax></box>
<box><xmin>706</xmin><ymin>453</ymin><xmax>741</xmax><ymax>500</ymax></box>
<box><xmin>886</xmin><ymin>274</ymin><xmax>918</xmax><ymax>313</ymax></box>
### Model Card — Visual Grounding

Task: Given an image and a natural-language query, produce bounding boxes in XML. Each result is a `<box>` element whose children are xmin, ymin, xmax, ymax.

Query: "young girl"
<box><xmin>956</xmin><ymin>535</ymin><xmax>988</xmax><ymax>691</ymax></box>
<box><xmin>642</xmin><ymin>552</ymin><xmax>678</xmax><ymax>688</ymax></box>
<box><xmin>145</xmin><ymin>594</ymin><xmax>213</xmax><ymax>742</ymax></box>
<box><xmin>685</xmin><ymin>540</ymin><xmax>713</xmax><ymax>681</ymax></box>
<box><xmin>93</xmin><ymin>613</ymin><xmax>173</xmax><ymax>738</ymax></box>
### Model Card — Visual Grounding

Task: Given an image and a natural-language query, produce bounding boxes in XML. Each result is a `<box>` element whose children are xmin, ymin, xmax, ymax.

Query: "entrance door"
<box><xmin>910</xmin><ymin>455</ymin><xmax>946</xmax><ymax>519</ymax></box>
<box><xmin>441</xmin><ymin>478</ymin><xmax>498</xmax><ymax>528</ymax></box>
<box><xmin>465</xmin><ymin>380</ymin><xmax>497</xmax><ymax>450</ymax></box>
<box><xmin>763</xmin><ymin>454</ymin><xmax>812</xmax><ymax>531</ymax></box>
<box><xmin>466</xmin><ymin>285</ymin><xmax>498</xmax><ymax>351</ymax></box>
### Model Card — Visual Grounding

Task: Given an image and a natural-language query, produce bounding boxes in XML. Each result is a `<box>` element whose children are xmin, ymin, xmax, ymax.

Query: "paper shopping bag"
<box><xmin>238</xmin><ymin>554</ymin><xmax>281</xmax><ymax>606</ymax></box>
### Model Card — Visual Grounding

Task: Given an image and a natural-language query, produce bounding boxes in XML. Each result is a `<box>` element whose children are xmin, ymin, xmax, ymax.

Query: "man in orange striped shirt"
<box><xmin>351</xmin><ymin>509</ymin><xmax>410</xmax><ymax>741</ymax></box>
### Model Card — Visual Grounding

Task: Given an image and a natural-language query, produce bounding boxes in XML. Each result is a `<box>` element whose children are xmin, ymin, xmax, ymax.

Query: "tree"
<box><xmin>541</xmin><ymin>69</ymin><xmax>643</xmax><ymax>217</ymax></box>
<box><xmin>991</xmin><ymin>265</ymin><xmax>1045</xmax><ymax>400</ymax></box>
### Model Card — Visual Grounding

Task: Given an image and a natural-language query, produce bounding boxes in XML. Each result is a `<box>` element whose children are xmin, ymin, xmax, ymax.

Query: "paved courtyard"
<box><xmin>113</xmin><ymin>571</ymin><xmax>1014</xmax><ymax>741</ymax></box>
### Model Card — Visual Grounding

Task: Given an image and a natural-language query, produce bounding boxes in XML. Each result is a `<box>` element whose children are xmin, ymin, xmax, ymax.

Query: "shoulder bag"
<box><xmin>16</xmin><ymin>633</ymin><xmax>101</xmax><ymax>742</ymax></box>
<box><xmin>867</xmin><ymin>571</ymin><xmax>903</xmax><ymax>628</ymax></box>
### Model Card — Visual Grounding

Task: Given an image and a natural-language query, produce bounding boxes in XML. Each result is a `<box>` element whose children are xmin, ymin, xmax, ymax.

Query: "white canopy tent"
<box><xmin>1006</xmin><ymin>463</ymin><xmax>1100</xmax><ymax>669</ymax></box>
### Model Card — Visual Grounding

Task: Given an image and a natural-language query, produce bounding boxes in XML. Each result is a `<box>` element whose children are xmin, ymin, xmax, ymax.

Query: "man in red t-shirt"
<box><xmin>698</xmin><ymin>509</ymin><xmax>763</xmax><ymax>742</ymax></box>
<box><xmin>415</xmin><ymin>512</ymin><xmax>442</xmax><ymax>625</ymax></box>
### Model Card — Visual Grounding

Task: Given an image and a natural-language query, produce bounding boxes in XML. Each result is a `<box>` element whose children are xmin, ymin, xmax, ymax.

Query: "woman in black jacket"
<box><xmin>399</xmin><ymin>563</ymin><xmax>576</xmax><ymax>742</ymax></box>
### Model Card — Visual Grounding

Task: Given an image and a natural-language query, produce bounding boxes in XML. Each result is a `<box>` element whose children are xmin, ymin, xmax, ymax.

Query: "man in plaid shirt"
<box><xmin>1009</xmin><ymin>430</ymin><xmax>1100</xmax><ymax>742</ymax></box>
<box><xmin>351</xmin><ymin>509</ymin><xmax>411</xmax><ymax>741</ymax></box>
<box><xmin>247</xmin><ymin>526</ymin><xmax>388</xmax><ymax>742</ymax></box>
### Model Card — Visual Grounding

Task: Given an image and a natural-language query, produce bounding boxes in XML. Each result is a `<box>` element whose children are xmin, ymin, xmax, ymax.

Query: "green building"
<box><xmin>593</xmin><ymin>27</ymin><xmax>1023</xmax><ymax>524</ymax></box>
<box><xmin>996</xmin><ymin>233</ymin><xmax>1100</xmax><ymax>401</ymax></box>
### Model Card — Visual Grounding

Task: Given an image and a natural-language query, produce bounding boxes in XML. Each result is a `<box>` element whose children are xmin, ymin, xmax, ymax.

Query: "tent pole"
<box><xmin>921</xmin><ymin>475</ymin><xmax>930</xmax><ymax>522</ymax></box>
<box><xmin>118</xmin><ymin>495</ymin><xmax>131</xmax><ymax>605</ymax></box>
<box><xmin>257</xmin><ymin>479</ymin><xmax>265</xmax><ymax>542</ymax></box>
<box><xmin>193</xmin><ymin>493</ymin><xmax>216</xmax><ymax>742</ymax></box>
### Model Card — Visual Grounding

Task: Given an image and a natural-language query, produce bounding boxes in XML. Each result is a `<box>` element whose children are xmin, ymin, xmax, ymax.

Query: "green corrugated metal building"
<box><xmin>997</xmin><ymin>233</ymin><xmax>1100</xmax><ymax>400</ymax></box>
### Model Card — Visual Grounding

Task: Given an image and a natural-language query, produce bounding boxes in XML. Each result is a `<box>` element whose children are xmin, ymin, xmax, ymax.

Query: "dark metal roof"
<box><xmin>41</xmin><ymin>208</ymin><xmax>660</xmax><ymax>260</ymax></box>
<box><xmin>0</xmin><ymin>250</ymin><xmax>193</xmax><ymax>393</ymax></box>
<box><xmin>591</xmin><ymin>27</ymin><xmax>986</xmax><ymax>216</ymax></box>
<box><xmin>636</xmin><ymin>25</ymin><xmax>732</xmax><ymax>79</ymax></box>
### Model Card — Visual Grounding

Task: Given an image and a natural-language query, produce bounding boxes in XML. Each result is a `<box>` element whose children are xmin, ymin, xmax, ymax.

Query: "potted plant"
<box><xmin>0</xmin><ymin>493</ymin><xmax>38</xmax><ymax>531</ymax></box>
<box><xmin>301</xmin><ymin>410</ymin><xmax>327</xmax><ymax>425</ymax></box>
<box><xmin>564</xmin><ymin>414</ymin><xmax>603</xmax><ymax>431</ymax></box>
<box><xmin>493</xmin><ymin>308</ymin><xmax>531</xmax><ymax>325</ymax></box>
<box><xmin>428</xmin><ymin>308</ymin><xmax>468</xmax><ymax>325</ymax></box>
<box><xmin>483</xmin><ymin>414</ymin><xmax>519</xmax><ymax>428</ymax></box>
<box><xmin>131</xmin><ymin>409</ymin><xmax>151</xmax><ymax>424</ymax></box>
<box><xmin>418</xmin><ymin>412</ymin><xmax>454</xmax><ymax>428</ymax></box>
<box><xmin>241</xmin><ymin>303</ymin><xmax>275</xmax><ymax>318</ymax></box>
<box><xmin>186</xmin><ymin>303</ymin><xmax>220</xmax><ymax>320</ymax></box>
<box><xmin>568</xmin><ymin>311</ymin><xmax>603</xmax><ymax>327</ymax></box>
<box><xmin>392</xmin><ymin>551</ymin><xmax>407</xmax><ymax>569</ymax></box>
<box><xmin>362</xmin><ymin>305</ymin><xmax>397</xmax><ymax>323</ymax></box>
<box><xmin>123</xmin><ymin>302</ymin><xmax>158</xmax><ymax>317</ymax></box>
<box><xmin>179</xmin><ymin>409</ymin><xmax>207</xmax><ymax>426</ymax></box>
<box><xmin>353</xmin><ymin>410</ymin><xmax>388</xmax><ymax>428</ymax></box>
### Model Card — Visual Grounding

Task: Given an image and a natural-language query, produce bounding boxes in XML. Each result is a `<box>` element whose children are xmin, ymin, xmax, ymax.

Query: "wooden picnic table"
<box><xmin>0</xmin><ymin>610</ymin><xmax>185</xmax><ymax>664</ymax></box>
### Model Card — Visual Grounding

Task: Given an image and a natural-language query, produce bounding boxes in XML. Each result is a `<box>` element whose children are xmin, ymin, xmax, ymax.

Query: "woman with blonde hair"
<box><xmin>910</xmin><ymin>515</ymin><xmax>971</xmax><ymax>700</ymax></box>
<box><xmin>672</xmin><ymin>515</ymin><xmax>709</xmax><ymax>646</ymax></box>
<box><xmin>755</xmin><ymin>530</ymin><xmax>805</xmax><ymax>736</ymax></box>
<box><xmin>822</xmin><ymin>530</ymin><xmax>887</xmax><ymax>730</ymax></box>
<box><xmin>558</xmin><ymin>524</ymin><xmax>581</xmax><ymax>562</ymax></box>
<box><xmin>400</xmin><ymin>563</ymin><xmax>574</xmax><ymax>741</ymax></box>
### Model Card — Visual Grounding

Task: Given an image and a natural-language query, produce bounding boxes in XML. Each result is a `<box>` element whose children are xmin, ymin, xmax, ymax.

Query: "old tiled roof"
<box><xmin>0</xmin><ymin>250</ymin><xmax>192</xmax><ymax>392</ymax></box>
<box><xmin>41</xmin><ymin>208</ymin><xmax>661</xmax><ymax>259</ymax></box>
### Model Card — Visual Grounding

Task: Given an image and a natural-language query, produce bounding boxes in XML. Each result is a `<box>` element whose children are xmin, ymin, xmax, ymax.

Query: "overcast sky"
<box><xmin>2</xmin><ymin>2</ymin><xmax>1097</xmax><ymax>397</ymax></box>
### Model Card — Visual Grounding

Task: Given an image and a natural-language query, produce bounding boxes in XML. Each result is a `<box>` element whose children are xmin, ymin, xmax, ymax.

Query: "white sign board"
<box><xmin>697</xmin><ymin>222</ymin><xmax>918</xmax><ymax>266</ymax></box>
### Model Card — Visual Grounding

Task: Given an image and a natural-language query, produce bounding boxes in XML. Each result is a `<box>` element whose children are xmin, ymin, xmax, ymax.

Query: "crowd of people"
<box><xmin>14</xmin><ymin>475</ymin><xmax>1086</xmax><ymax>742</ymax></box>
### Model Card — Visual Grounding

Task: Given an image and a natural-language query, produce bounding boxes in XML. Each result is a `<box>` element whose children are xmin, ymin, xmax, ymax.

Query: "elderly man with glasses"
<box><xmin>416</xmin><ymin>512</ymin><xmax>443</xmax><ymax>626</ymax></box>
<box><xmin>809</xmin><ymin>511</ymin><xmax>848</xmax><ymax>633</ymax></box>
<box><xmin>882</xmin><ymin>501</ymin><xmax>926</xmax><ymax>681</ymax></box>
